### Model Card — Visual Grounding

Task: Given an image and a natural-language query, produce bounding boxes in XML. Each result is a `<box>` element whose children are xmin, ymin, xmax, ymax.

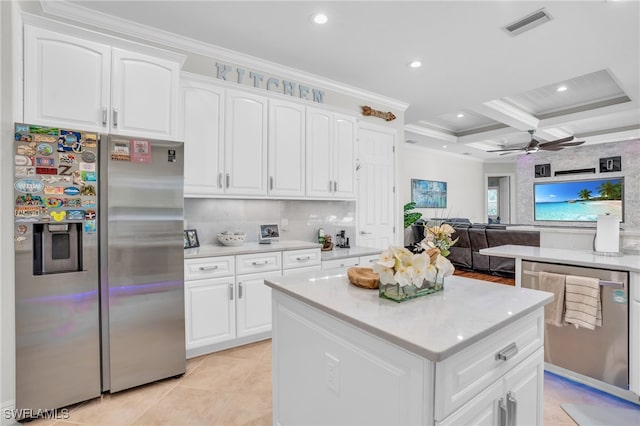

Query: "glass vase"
<box><xmin>378</xmin><ymin>274</ymin><xmax>445</xmax><ymax>303</ymax></box>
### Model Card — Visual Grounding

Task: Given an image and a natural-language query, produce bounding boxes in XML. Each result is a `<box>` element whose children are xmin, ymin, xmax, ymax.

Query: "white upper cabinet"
<box><xmin>24</xmin><ymin>26</ymin><xmax>111</xmax><ymax>132</ymax></box>
<box><xmin>306</xmin><ymin>107</ymin><xmax>356</xmax><ymax>198</ymax></box>
<box><xmin>224</xmin><ymin>89</ymin><xmax>268</xmax><ymax>196</ymax></box>
<box><xmin>110</xmin><ymin>48</ymin><xmax>180</xmax><ymax>139</ymax></box>
<box><xmin>23</xmin><ymin>25</ymin><xmax>181</xmax><ymax>140</ymax></box>
<box><xmin>181</xmin><ymin>76</ymin><xmax>225</xmax><ymax>196</ymax></box>
<box><xmin>268</xmin><ymin>99</ymin><xmax>305</xmax><ymax>197</ymax></box>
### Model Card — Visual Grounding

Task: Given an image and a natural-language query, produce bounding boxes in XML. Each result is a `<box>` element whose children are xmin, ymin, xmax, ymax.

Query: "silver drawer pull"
<box><xmin>199</xmin><ymin>265</ymin><xmax>219</xmax><ymax>271</ymax></box>
<box><xmin>252</xmin><ymin>260</ymin><xmax>268</xmax><ymax>265</ymax></box>
<box><xmin>496</xmin><ymin>342</ymin><xmax>518</xmax><ymax>361</ymax></box>
<box><xmin>296</xmin><ymin>256</ymin><xmax>311</xmax><ymax>261</ymax></box>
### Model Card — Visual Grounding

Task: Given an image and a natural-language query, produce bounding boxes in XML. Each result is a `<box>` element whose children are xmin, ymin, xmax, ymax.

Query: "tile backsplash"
<box><xmin>184</xmin><ymin>198</ymin><xmax>356</xmax><ymax>246</ymax></box>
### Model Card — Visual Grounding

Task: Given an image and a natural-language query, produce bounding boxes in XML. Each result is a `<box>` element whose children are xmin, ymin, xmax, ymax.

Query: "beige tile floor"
<box><xmin>28</xmin><ymin>339</ymin><xmax>639</xmax><ymax>425</ymax></box>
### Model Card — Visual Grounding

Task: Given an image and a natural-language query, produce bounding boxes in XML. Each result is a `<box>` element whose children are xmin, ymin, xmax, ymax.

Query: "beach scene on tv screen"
<box><xmin>534</xmin><ymin>178</ymin><xmax>623</xmax><ymax>221</ymax></box>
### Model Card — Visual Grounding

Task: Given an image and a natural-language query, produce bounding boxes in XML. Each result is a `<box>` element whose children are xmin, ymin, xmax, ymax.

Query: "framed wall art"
<box><xmin>411</xmin><ymin>179</ymin><xmax>447</xmax><ymax>208</ymax></box>
<box><xmin>184</xmin><ymin>229</ymin><xmax>200</xmax><ymax>249</ymax></box>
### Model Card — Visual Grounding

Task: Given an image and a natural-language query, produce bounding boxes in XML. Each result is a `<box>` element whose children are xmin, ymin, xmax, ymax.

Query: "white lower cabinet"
<box><xmin>184</xmin><ymin>248</ymin><xmax>320</xmax><ymax>357</ymax></box>
<box><xmin>321</xmin><ymin>253</ymin><xmax>380</xmax><ymax>270</ymax></box>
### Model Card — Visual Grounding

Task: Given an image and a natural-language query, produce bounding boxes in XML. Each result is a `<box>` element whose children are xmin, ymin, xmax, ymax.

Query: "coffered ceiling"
<box><xmin>35</xmin><ymin>1</ymin><xmax>640</xmax><ymax>161</ymax></box>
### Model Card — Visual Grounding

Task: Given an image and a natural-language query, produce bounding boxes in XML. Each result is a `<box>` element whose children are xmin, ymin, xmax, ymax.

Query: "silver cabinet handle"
<box><xmin>238</xmin><ymin>282</ymin><xmax>243</xmax><ymax>299</ymax></box>
<box><xmin>329</xmin><ymin>180</ymin><xmax>333</xmax><ymax>192</ymax></box>
<box><xmin>296</xmin><ymin>256</ymin><xmax>311</xmax><ymax>261</ymax></box>
<box><xmin>252</xmin><ymin>260</ymin><xmax>268</xmax><ymax>265</ymax></box>
<box><xmin>199</xmin><ymin>265</ymin><xmax>219</xmax><ymax>271</ymax></box>
<box><xmin>369</xmin><ymin>259</ymin><xmax>376</xmax><ymax>263</ymax></box>
<box><xmin>498</xmin><ymin>398</ymin><xmax>507</xmax><ymax>426</ymax></box>
<box><xmin>270</xmin><ymin>176</ymin><xmax>274</xmax><ymax>190</ymax></box>
<box><xmin>229</xmin><ymin>283</ymin><xmax>234</xmax><ymax>300</ymax></box>
<box><xmin>112</xmin><ymin>109</ymin><xmax>118</xmax><ymax>127</ymax></box>
<box><xmin>218</xmin><ymin>172</ymin><xmax>223</xmax><ymax>188</ymax></box>
<box><xmin>102</xmin><ymin>107</ymin><xmax>108</xmax><ymax>126</ymax></box>
<box><xmin>507</xmin><ymin>391</ymin><xmax>517</xmax><ymax>426</ymax></box>
<box><xmin>334</xmin><ymin>181</ymin><xmax>338</xmax><ymax>192</ymax></box>
<box><xmin>360</xmin><ymin>231</ymin><xmax>372</xmax><ymax>235</ymax></box>
<box><xmin>226</xmin><ymin>173</ymin><xmax>230</xmax><ymax>188</ymax></box>
<box><xmin>496</xmin><ymin>342</ymin><xmax>519</xmax><ymax>361</ymax></box>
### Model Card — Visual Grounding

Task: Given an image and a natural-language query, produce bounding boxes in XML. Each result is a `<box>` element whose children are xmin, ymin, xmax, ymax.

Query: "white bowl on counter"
<box><xmin>217</xmin><ymin>232</ymin><xmax>246</xmax><ymax>246</ymax></box>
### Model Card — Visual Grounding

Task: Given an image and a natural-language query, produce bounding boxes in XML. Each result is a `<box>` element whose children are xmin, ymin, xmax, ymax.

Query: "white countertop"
<box><xmin>265</xmin><ymin>270</ymin><xmax>552</xmax><ymax>362</ymax></box>
<box><xmin>480</xmin><ymin>245</ymin><xmax>640</xmax><ymax>272</ymax></box>
<box><xmin>320</xmin><ymin>246</ymin><xmax>381</xmax><ymax>261</ymax></box>
<box><xmin>184</xmin><ymin>240</ymin><xmax>322</xmax><ymax>259</ymax></box>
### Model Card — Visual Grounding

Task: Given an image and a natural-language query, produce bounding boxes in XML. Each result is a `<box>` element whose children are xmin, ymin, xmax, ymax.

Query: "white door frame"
<box><xmin>484</xmin><ymin>173</ymin><xmax>516</xmax><ymax>224</ymax></box>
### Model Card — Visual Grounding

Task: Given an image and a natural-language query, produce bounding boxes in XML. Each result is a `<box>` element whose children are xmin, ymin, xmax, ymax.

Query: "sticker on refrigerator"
<box><xmin>59</xmin><ymin>154</ymin><xmax>77</xmax><ymax>164</ymax></box>
<box><xmin>15</xmin><ymin>124</ymin><xmax>29</xmax><ymax>133</ymax></box>
<box><xmin>57</xmin><ymin>131</ymin><xmax>81</xmax><ymax>152</ymax></box>
<box><xmin>36</xmin><ymin>144</ymin><xmax>54</xmax><ymax>156</ymax></box>
<box><xmin>30</xmin><ymin>125</ymin><xmax>59</xmax><ymax>135</ymax></box>
<box><xmin>168</xmin><ymin>149</ymin><xmax>176</xmax><ymax>163</ymax></box>
<box><xmin>40</xmin><ymin>175</ymin><xmax>70</xmax><ymax>184</ymax></box>
<box><xmin>84</xmin><ymin>210</ymin><xmax>96</xmax><ymax>220</ymax></box>
<box><xmin>111</xmin><ymin>141</ymin><xmax>130</xmax><ymax>161</ymax></box>
<box><xmin>44</xmin><ymin>197</ymin><xmax>64</xmax><ymax>208</ymax></box>
<box><xmin>84</xmin><ymin>133</ymin><xmax>97</xmax><ymax>147</ymax></box>
<box><xmin>44</xmin><ymin>186</ymin><xmax>64</xmax><ymax>195</ymax></box>
<box><xmin>84</xmin><ymin>220</ymin><xmax>97</xmax><ymax>233</ymax></box>
<box><xmin>81</xmin><ymin>184</ymin><xmax>96</xmax><ymax>196</ymax></box>
<box><xmin>79</xmin><ymin>162</ymin><xmax>96</xmax><ymax>172</ymax></box>
<box><xmin>64</xmin><ymin>186</ymin><xmax>81</xmax><ymax>196</ymax></box>
<box><xmin>82</xmin><ymin>151</ymin><xmax>96</xmax><ymax>163</ymax></box>
<box><xmin>66</xmin><ymin>198</ymin><xmax>82</xmax><ymax>208</ymax></box>
<box><xmin>50</xmin><ymin>211</ymin><xmax>66</xmax><ymax>222</ymax></box>
<box><xmin>14</xmin><ymin>235</ymin><xmax>26</xmax><ymax>248</ymax></box>
<box><xmin>15</xmin><ymin>194</ymin><xmax>44</xmax><ymax>206</ymax></box>
<box><xmin>15</xmin><ymin>133</ymin><xmax>32</xmax><ymax>142</ymax></box>
<box><xmin>15</xmin><ymin>167</ymin><xmax>36</xmax><ymax>177</ymax></box>
<box><xmin>15</xmin><ymin>206</ymin><xmax>43</xmax><ymax>220</ymax></box>
<box><xmin>81</xmin><ymin>199</ymin><xmax>96</xmax><ymax>208</ymax></box>
<box><xmin>15</xmin><ymin>179</ymin><xmax>44</xmax><ymax>193</ymax></box>
<box><xmin>35</xmin><ymin>157</ymin><xmax>55</xmax><ymax>167</ymax></box>
<box><xmin>17</xmin><ymin>144</ymin><xmax>36</xmax><ymax>156</ymax></box>
<box><xmin>66</xmin><ymin>210</ymin><xmax>84</xmax><ymax>221</ymax></box>
<box><xmin>131</xmin><ymin>140</ymin><xmax>151</xmax><ymax>163</ymax></box>
<box><xmin>15</xmin><ymin>155</ymin><xmax>34</xmax><ymax>166</ymax></box>
<box><xmin>58</xmin><ymin>165</ymin><xmax>73</xmax><ymax>176</ymax></box>
<box><xmin>33</xmin><ymin>134</ymin><xmax>58</xmax><ymax>143</ymax></box>
<box><xmin>36</xmin><ymin>167</ymin><xmax>58</xmax><ymax>175</ymax></box>
<box><xmin>16</xmin><ymin>225</ymin><xmax>28</xmax><ymax>235</ymax></box>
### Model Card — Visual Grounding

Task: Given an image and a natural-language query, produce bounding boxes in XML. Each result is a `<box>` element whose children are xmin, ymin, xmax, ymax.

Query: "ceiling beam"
<box><xmin>470</xmin><ymin>100</ymin><xmax>539</xmax><ymax>131</ymax></box>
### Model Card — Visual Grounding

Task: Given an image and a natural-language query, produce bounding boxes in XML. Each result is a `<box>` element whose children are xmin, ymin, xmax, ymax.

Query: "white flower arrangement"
<box><xmin>373</xmin><ymin>245</ymin><xmax>454</xmax><ymax>287</ymax></box>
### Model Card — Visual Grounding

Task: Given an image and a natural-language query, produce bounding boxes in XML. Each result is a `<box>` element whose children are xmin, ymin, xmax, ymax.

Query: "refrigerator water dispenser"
<box><xmin>32</xmin><ymin>223</ymin><xmax>83</xmax><ymax>274</ymax></box>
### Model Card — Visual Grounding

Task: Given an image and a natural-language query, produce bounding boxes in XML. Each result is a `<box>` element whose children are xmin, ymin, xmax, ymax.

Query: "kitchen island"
<box><xmin>265</xmin><ymin>271</ymin><xmax>553</xmax><ymax>425</ymax></box>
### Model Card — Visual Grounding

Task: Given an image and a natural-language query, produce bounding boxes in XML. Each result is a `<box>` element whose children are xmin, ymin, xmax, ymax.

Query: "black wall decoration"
<box><xmin>534</xmin><ymin>163</ymin><xmax>551</xmax><ymax>178</ymax></box>
<box><xmin>599</xmin><ymin>156</ymin><xmax>622</xmax><ymax>173</ymax></box>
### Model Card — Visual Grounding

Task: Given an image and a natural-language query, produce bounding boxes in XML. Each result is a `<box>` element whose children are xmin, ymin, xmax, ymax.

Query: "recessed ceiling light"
<box><xmin>409</xmin><ymin>60</ymin><xmax>422</xmax><ymax>68</ymax></box>
<box><xmin>557</xmin><ymin>85</ymin><xmax>568</xmax><ymax>92</ymax></box>
<box><xmin>312</xmin><ymin>13</ymin><xmax>328</xmax><ymax>24</ymax></box>
<box><xmin>456</xmin><ymin>113</ymin><xmax>464</xmax><ymax>118</ymax></box>
<box><xmin>442</xmin><ymin>145</ymin><xmax>448</xmax><ymax>148</ymax></box>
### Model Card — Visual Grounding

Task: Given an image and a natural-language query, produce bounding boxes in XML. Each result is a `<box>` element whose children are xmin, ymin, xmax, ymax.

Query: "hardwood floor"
<box><xmin>454</xmin><ymin>269</ymin><xmax>515</xmax><ymax>285</ymax></box>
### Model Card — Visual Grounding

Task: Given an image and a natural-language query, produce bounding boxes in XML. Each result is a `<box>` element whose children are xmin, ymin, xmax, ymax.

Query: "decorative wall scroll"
<box><xmin>362</xmin><ymin>105</ymin><xmax>396</xmax><ymax>122</ymax></box>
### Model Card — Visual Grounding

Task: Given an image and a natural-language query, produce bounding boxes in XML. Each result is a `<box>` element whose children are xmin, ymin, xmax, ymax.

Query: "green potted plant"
<box><xmin>403</xmin><ymin>202</ymin><xmax>422</xmax><ymax>229</ymax></box>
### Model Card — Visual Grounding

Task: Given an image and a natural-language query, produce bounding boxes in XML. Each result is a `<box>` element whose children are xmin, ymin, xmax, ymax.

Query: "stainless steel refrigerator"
<box><xmin>14</xmin><ymin>123</ymin><xmax>185</xmax><ymax>416</ymax></box>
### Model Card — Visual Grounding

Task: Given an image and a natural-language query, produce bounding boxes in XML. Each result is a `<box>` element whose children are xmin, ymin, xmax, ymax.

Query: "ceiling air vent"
<box><xmin>503</xmin><ymin>8</ymin><xmax>552</xmax><ymax>36</ymax></box>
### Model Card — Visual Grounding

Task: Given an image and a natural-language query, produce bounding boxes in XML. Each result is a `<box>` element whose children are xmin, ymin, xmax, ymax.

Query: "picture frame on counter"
<box><xmin>184</xmin><ymin>229</ymin><xmax>200</xmax><ymax>249</ymax></box>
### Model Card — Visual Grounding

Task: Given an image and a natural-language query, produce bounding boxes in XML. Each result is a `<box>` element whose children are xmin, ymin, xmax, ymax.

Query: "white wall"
<box><xmin>398</xmin><ymin>144</ymin><xmax>485</xmax><ymax>243</ymax></box>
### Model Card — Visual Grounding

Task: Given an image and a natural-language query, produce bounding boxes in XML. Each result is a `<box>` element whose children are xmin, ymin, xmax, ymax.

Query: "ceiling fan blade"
<box><xmin>527</xmin><ymin>138</ymin><xmax>540</xmax><ymax>149</ymax></box>
<box><xmin>540</xmin><ymin>146</ymin><xmax>564</xmax><ymax>151</ymax></box>
<box><xmin>487</xmin><ymin>147</ymin><xmax>525</xmax><ymax>153</ymax></box>
<box><xmin>557</xmin><ymin>140</ymin><xmax>585</xmax><ymax>147</ymax></box>
<box><xmin>538</xmin><ymin>136</ymin><xmax>575</xmax><ymax>147</ymax></box>
<box><xmin>499</xmin><ymin>151</ymin><xmax>522</xmax><ymax>156</ymax></box>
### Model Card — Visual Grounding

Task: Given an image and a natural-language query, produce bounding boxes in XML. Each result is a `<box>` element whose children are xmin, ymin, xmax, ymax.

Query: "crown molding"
<box><xmin>404</xmin><ymin>124</ymin><xmax>458</xmax><ymax>143</ymax></box>
<box><xmin>39</xmin><ymin>0</ymin><xmax>409</xmax><ymax>112</ymax></box>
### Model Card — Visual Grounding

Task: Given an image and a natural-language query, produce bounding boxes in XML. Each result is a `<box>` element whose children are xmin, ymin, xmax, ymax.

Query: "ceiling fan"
<box><xmin>487</xmin><ymin>130</ymin><xmax>585</xmax><ymax>155</ymax></box>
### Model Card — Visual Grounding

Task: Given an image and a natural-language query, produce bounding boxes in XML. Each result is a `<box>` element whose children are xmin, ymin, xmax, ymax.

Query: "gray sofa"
<box><xmin>412</xmin><ymin>221</ymin><xmax>540</xmax><ymax>276</ymax></box>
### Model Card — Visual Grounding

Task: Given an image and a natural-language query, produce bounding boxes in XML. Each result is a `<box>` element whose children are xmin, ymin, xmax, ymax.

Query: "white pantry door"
<box><xmin>357</xmin><ymin>124</ymin><xmax>396</xmax><ymax>249</ymax></box>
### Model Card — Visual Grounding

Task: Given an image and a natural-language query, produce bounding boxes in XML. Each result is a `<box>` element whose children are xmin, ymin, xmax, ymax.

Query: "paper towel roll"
<box><xmin>595</xmin><ymin>214</ymin><xmax>620</xmax><ymax>254</ymax></box>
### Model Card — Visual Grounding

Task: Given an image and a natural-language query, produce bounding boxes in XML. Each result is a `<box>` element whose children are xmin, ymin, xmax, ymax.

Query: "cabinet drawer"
<box><xmin>236</xmin><ymin>251</ymin><xmax>282</xmax><ymax>274</ymax></box>
<box><xmin>283</xmin><ymin>248</ymin><xmax>321</xmax><ymax>270</ymax></box>
<box><xmin>322</xmin><ymin>256</ymin><xmax>360</xmax><ymax>270</ymax></box>
<box><xmin>185</xmin><ymin>256</ymin><xmax>234</xmax><ymax>280</ymax></box>
<box><xmin>359</xmin><ymin>254</ymin><xmax>380</xmax><ymax>266</ymax></box>
<box><xmin>434</xmin><ymin>309</ymin><xmax>544</xmax><ymax>421</ymax></box>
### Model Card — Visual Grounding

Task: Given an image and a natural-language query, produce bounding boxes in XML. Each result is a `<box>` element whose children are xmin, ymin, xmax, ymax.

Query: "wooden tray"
<box><xmin>347</xmin><ymin>267</ymin><xmax>379</xmax><ymax>289</ymax></box>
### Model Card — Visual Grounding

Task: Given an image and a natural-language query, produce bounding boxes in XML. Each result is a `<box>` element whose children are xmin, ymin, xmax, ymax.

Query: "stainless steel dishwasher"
<box><xmin>521</xmin><ymin>260</ymin><xmax>630</xmax><ymax>398</ymax></box>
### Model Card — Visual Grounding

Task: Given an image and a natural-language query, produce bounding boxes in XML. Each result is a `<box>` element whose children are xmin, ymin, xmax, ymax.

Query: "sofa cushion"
<box><xmin>485</xmin><ymin>229</ymin><xmax>540</xmax><ymax>274</ymax></box>
<box><xmin>468</xmin><ymin>227</ymin><xmax>490</xmax><ymax>271</ymax></box>
<box><xmin>448</xmin><ymin>227</ymin><xmax>472</xmax><ymax>269</ymax></box>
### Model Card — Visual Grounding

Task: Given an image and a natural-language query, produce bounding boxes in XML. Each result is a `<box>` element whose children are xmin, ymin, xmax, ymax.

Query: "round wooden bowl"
<box><xmin>347</xmin><ymin>267</ymin><xmax>379</xmax><ymax>289</ymax></box>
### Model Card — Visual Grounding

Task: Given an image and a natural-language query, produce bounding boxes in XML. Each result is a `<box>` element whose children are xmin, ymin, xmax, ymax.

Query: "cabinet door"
<box><xmin>181</xmin><ymin>78</ymin><xmax>225</xmax><ymax>196</ymax></box>
<box><xmin>24</xmin><ymin>26</ymin><xmax>111</xmax><ymax>132</ymax></box>
<box><xmin>268</xmin><ymin>99</ymin><xmax>305</xmax><ymax>197</ymax></box>
<box><xmin>184</xmin><ymin>277</ymin><xmax>235</xmax><ymax>350</ymax></box>
<box><xmin>503</xmin><ymin>348</ymin><xmax>544</xmax><ymax>426</ymax></box>
<box><xmin>111</xmin><ymin>48</ymin><xmax>180</xmax><ymax>139</ymax></box>
<box><xmin>305</xmin><ymin>108</ymin><xmax>333</xmax><ymax>197</ymax></box>
<box><xmin>236</xmin><ymin>270</ymin><xmax>281</xmax><ymax>338</ymax></box>
<box><xmin>333</xmin><ymin>113</ymin><xmax>357</xmax><ymax>198</ymax></box>
<box><xmin>437</xmin><ymin>379</ymin><xmax>503</xmax><ymax>426</ymax></box>
<box><xmin>225</xmin><ymin>89</ymin><xmax>268</xmax><ymax>195</ymax></box>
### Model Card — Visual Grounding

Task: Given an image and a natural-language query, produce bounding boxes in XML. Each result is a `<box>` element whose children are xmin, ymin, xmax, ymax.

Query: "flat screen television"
<box><xmin>534</xmin><ymin>177</ymin><xmax>624</xmax><ymax>222</ymax></box>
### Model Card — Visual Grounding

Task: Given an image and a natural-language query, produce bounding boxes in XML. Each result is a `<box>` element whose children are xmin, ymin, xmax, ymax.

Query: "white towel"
<box><xmin>564</xmin><ymin>275</ymin><xmax>601</xmax><ymax>330</ymax></box>
<box><xmin>538</xmin><ymin>271</ymin><xmax>566</xmax><ymax>327</ymax></box>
